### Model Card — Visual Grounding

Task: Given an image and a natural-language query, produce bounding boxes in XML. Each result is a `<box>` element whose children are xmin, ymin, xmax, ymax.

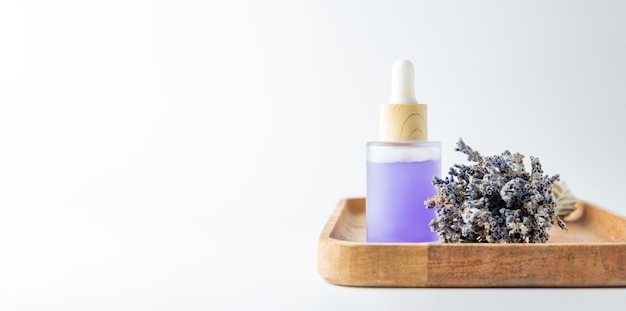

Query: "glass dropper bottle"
<box><xmin>366</xmin><ymin>59</ymin><xmax>441</xmax><ymax>243</ymax></box>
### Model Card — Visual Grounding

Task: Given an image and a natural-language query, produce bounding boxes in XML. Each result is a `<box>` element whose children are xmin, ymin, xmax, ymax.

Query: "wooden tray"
<box><xmin>317</xmin><ymin>198</ymin><xmax>626</xmax><ymax>287</ymax></box>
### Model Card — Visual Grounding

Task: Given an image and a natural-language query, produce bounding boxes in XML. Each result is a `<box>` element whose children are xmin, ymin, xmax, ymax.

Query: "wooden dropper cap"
<box><xmin>378</xmin><ymin>59</ymin><xmax>428</xmax><ymax>141</ymax></box>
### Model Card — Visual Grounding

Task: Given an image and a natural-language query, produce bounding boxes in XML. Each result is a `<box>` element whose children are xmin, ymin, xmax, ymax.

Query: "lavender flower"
<box><xmin>426</xmin><ymin>138</ymin><xmax>567</xmax><ymax>243</ymax></box>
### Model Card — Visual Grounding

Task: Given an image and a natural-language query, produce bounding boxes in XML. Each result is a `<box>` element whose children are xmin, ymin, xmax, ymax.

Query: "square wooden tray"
<box><xmin>317</xmin><ymin>198</ymin><xmax>626</xmax><ymax>287</ymax></box>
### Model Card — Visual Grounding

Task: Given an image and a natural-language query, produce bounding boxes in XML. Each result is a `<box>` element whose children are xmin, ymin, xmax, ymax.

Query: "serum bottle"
<box><xmin>366</xmin><ymin>60</ymin><xmax>441</xmax><ymax>243</ymax></box>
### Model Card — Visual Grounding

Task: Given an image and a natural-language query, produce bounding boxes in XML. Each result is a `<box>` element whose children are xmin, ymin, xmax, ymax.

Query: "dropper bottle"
<box><xmin>366</xmin><ymin>59</ymin><xmax>441</xmax><ymax>243</ymax></box>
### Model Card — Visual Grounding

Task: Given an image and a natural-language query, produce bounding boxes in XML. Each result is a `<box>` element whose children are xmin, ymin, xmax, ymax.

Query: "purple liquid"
<box><xmin>366</xmin><ymin>160</ymin><xmax>440</xmax><ymax>242</ymax></box>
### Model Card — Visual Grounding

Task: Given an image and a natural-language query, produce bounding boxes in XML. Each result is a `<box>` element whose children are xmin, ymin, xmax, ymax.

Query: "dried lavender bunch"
<box><xmin>552</xmin><ymin>181</ymin><xmax>577</xmax><ymax>217</ymax></box>
<box><xmin>425</xmin><ymin>138</ymin><xmax>566</xmax><ymax>243</ymax></box>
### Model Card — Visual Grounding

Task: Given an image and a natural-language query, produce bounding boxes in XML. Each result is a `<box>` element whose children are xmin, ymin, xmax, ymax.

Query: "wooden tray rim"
<box><xmin>318</xmin><ymin>198</ymin><xmax>626</xmax><ymax>287</ymax></box>
<box><xmin>322</xmin><ymin>197</ymin><xmax>626</xmax><ymax>246</ymax></box>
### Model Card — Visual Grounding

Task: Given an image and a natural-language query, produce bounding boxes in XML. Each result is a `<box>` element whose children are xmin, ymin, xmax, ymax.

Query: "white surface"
<box><xmin>1</xmin><ymin>0</ymin><xmax>626</xmax><ymax>310</ymax></box>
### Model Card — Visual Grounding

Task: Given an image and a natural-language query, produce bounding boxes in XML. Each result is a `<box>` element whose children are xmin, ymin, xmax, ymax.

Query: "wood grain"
<box><xmin>317</xmin><ymin>198</ymin><xmax>626</xmax><ymax>287</ymax></box>
<box><xmin>378</xmin><ymin>104</ymin><xmax>428</xmax><ymax>141</ymax></box>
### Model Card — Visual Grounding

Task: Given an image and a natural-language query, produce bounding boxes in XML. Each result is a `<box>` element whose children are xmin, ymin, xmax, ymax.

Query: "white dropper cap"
<box><xmin>388</xmin><ymin>59</ymin><xmax>418</xmax><ymax>104</ymax></box>
<box><xmin>379</xmin><ymin>59</ymin><xmax>428</xmax><ymax>141</ymax></box>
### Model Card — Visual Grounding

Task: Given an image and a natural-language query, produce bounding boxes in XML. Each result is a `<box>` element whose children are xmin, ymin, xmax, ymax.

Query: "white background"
<box><xmin>1</xmin><ymin>0</ymin><xmax>626</xmax><ymax>310</ymax></box>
